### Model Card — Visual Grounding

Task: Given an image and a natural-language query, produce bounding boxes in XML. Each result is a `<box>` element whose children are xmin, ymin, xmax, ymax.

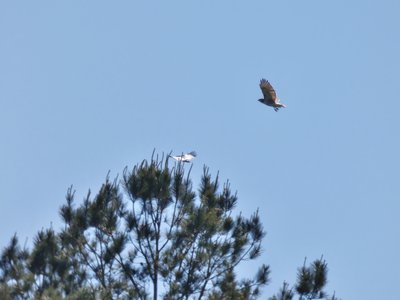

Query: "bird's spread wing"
<box><xmin>171</xmin><ymin>152</ymin><xmax>196</xmax><ymax>162</ymax></box>
<box><xmin>259</xmin><ymin>79</ymin><xmax>277</xmax><ymax>102</ymax></box>
<box><xmin>171</xmin><ymin>155</ymin><xmax>182</xmax><ymax>161</ymax></box>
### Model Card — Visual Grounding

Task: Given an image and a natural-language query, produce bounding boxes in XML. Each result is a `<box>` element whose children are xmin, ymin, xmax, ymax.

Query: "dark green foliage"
<box><xmin>121</xmin><ymin>157</ymin><xmax>269</xmax><ymax>299</ymax></box>
<box><xmin>295</xmin><ymin>257</ymin><xmax>328</xmax><ymax>299</ymax></box>
<box><xmin>0</xmin><ymin>234</ymin><xmax>33</xmax><ymax>299</ymax></box>
<box><xmin>269</xmin><ymin>258</ymin><xmax>340</xmax><ymax>300</ymax></box>
<box><xmin>269</xmin><ymin>281</ymin><xmax>294</xmax><ymax>300</ymax></box>
<box><xmin>0</xmin><ymin>153</ymin><xmax>339</xmax><ymax>299</ymax></box>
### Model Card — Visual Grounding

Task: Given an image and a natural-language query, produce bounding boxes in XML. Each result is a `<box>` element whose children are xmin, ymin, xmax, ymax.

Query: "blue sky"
<box><xmin>1</xmin><ymin>1</ymin><xmax>399</xmax><ymax>299</ymax></box>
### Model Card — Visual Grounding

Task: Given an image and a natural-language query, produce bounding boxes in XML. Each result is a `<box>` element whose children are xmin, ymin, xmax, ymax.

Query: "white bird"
<box><xmin>258</xmin><ymin>78</ymin><xmax>287</xmax><ymax>112</ymax></box>
<box><xmin>170</xmin><ymin>151</ymin><xmax>197</xmax><ymax>163</ymax></box>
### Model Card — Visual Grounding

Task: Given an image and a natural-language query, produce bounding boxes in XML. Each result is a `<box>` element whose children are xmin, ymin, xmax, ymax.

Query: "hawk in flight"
<box><xmin>170</xmin><ymin>151</ymin><xmax>197</xmax><ymax>163</ymax></box>
<box><xmin>258</xmin><ymin>79</ymin><xmax>286</xmax><ymax>112</ymax></box>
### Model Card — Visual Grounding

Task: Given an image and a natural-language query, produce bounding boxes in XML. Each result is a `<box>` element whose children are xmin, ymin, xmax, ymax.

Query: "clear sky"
<box><xmin>1</xmin><ymin>1</ymin><xmax>399</xmax><ymax>299</ymax></box>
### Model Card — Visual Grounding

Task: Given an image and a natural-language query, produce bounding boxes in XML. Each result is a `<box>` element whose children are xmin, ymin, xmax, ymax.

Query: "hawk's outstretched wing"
<box><xmin>170</xmin><ymin>151</ymin><xmax>197</xmax><ymax>163</ymax></box>
<box><xmin>259</xmin><ymin>79</ymin><xmax>277</xmax><ymax>103</ymax></box>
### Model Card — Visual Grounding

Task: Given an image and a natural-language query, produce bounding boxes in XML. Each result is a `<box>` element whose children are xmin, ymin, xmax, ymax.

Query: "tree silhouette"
<box><xmin>269</xmin><ymin>257</ymin><xmax>340</xmax><ymax>300</ymax></box>
<box><xmin>0</xmin><ymin>235</ymin><xmax>32</xmax><ymax>299</ymax></box>
<box><xmin>0</xmin><ymin>153</ymin><xmax>339</xmax><ymax>299</ymax></box>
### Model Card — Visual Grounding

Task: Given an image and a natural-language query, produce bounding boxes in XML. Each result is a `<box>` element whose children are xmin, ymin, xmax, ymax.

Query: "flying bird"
<box><xmin>258</xmin><ymin>79</ymin><xmax>286</xmax><ymax>112</ymax></box>
<box><xmin>170</xmin><ymin>151</ymin><xmax>197</xmax><ymax>163</ymax></box>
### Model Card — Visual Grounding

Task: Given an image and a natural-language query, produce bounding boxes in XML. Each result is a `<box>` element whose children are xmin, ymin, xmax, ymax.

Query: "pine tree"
<box><xmin>0</xmin><ymin>234</ymin><xmax>33</xmax><ymax>299</ymax></box>
<box><xmin>269</xmin><ymin>258</ymin><xmax>340</xmax><ymax>300</ymax></box>
<box><xmin>0</xmin><ymin>152</ymin><xmax>340</xmax><ymax>299</ymax></box>
<box><xmin>269</xmin><ymin>281</ymin><xmax>294</xmax><ymax>300</ymax></box>
<box><xmin>57</xmin><ymin>153</ymin><xmax>269</xmax><ymax>299</ymax></box>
